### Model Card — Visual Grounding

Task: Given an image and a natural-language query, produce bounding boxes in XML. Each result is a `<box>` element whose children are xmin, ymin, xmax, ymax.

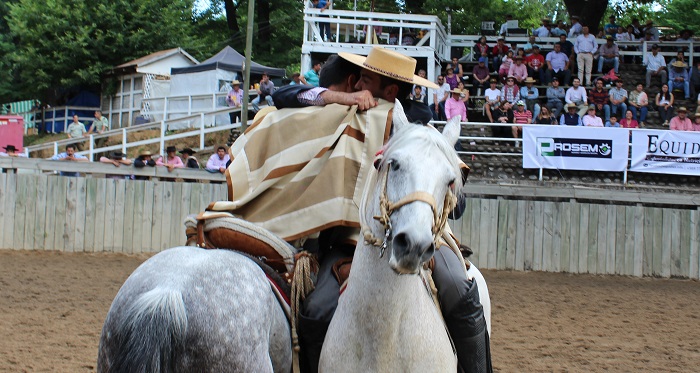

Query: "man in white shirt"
<box><xmin>645</xmin><ymin>44</ymin><xmax>667</xmax><ymax>88</ymax></box>
<box><xmin>574</xmin><ymin>25</ymin><xmax>597</xmax><ymax>86</ymax></box>
<box><xmin>431</xmin><ymin>75</ymin><xmax>451</xmax><ymax>120</ymax></box>
<box><xmin>483</xmin><ymin>78</ymin><xmax>501</xmax><ymax>122</ymax></box>
<box><xmin>565</xmin><ymin>77</ymin><xmax>589</xmax><ymax>116</ymax></box>
<box><xmin>533</xmin><ymin>21</ymin><xmax>550</xmax><ymax>38</ymax></box>
<box><xmin>499</xmin><ymin>14</ymin><xmax>513</xmax><ymax>36</ymax></box>
<box><xmin>568</xmin><ymin>16</ymin><xmax>582</xmax><ymax>38</ymax></box>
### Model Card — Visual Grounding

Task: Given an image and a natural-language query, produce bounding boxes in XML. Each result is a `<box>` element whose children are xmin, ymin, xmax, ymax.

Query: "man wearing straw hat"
<box><xmin>218</xmin><ymin>46</ymin><xmax>491</xmax><ymax>373</ymax></box>
<box><xmin>669</xmin><ymin>60</ymin><xmax>691</xmax><ymax>100</ymax></box>
<box><xmin>226</xmin><ymin>80</ymin><xmax>244</xmax><ymax>124</ymax></box>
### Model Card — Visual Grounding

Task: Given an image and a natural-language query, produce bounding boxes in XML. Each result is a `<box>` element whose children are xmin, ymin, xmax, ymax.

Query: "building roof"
<box><xmin>171</xmin><ymin>46</ymin><xmax>286</xmax><ymax>77</ymax></box>
<box><xmin>115</xmin><ymin>47</ymin><xmax>199</xmax><ymax>69</ymax></box>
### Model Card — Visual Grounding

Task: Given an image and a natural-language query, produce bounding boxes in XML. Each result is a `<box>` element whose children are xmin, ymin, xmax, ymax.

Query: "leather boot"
<box><xmin>445</xmin><ymin>280</ymin><xmax>493</xmax><ymax>373</ymax></box>
<box><xmin>297</xmin><ymin>313</ymin><xmax>330</xmax><ymax>373</ymax></box>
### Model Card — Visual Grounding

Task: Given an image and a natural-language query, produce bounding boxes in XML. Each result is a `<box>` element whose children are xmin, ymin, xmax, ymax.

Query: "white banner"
<box><xmin>523</xmin><ymin>126</ymin><xmax>630</xmax><ymax>171</ymax></box>
<box><xmin>630</xmin><ymin>130</ymin><xmax>700</xmax><ymax>175</ymax></box>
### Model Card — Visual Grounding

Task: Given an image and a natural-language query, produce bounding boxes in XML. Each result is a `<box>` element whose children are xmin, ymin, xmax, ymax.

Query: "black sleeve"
<box><xmin>187</xmin><ymin>158</ymin><xmax>199</xmax><ymax>169</ymax></box>
<box><xmin>271</xmin><ymin>84</ymin><xmax>317</xmax><ymax>109</ymax></box>
<box><xmin>147</xmin><ymin>159</ymin><xmax>156</xmax><ymax>167</ymax></box>
<box><xmin>134</xmin><ymin>158</ymin><xmax>145</xmax><ymax>168</ymax></box>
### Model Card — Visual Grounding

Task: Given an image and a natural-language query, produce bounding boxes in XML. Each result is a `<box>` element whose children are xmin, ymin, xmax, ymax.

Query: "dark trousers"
<box><xmin>545</xmin><ymin>69</ymin><xmax>572</xmax><ymax>86</ymax></box>
<box><xmin>298</xmin><ymin>243</ymin><xmax>492</xmax><ymax>373</ymax></box>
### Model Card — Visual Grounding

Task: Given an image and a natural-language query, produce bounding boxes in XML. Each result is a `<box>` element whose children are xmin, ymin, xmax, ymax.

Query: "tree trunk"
<box><xmin>257</xmin><ymin>0</ymin><xmax>271</xmax><ymax>55</ymax></box>
<box><xmin>224</xmin><ymin>0</ymin><xmax>240</xmax><ymax>34</ymax></box>
<box><xmin>563</xmin><ymin>0</ymin><xmax>609</xmax><ymax>35</ymax></box>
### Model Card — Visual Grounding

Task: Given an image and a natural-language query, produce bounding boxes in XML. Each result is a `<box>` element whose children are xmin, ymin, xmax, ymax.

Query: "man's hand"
<box><xmin>597</xmin><ymin>104</ymin><xmax>603</xmax><ymax>110</ymax></box>
<box><xmin>166</xmin><ymin>164</ymin><xmax>175</xmax><ymax>172</ymax></box>
<box><xmin>112</xmin><ymin>160</ymin><xmax>121</xmax><ymax>167</ymax></box>
<box><xmin>219</xmin><ymin>167</ymin><xmax>226</xmax><ymax>174</ymax></box>
<box><xmin>321</xmin><ymin>90</ymin><xmax>377</xmax><ymax>111</ymax></box>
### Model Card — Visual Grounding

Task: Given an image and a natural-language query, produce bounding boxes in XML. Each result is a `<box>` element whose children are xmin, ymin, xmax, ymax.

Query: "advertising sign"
<box><xmin>630</xmin><ymin>130</ymin><xmax>700</xmax><ymax>175</ymax></box>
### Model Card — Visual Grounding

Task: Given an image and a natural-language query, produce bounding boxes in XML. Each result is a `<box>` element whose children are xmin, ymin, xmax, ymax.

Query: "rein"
<box><xmin>363</xmin><ymin>160</ymin><xmax>457</xmax><ymax>257</ymax></box>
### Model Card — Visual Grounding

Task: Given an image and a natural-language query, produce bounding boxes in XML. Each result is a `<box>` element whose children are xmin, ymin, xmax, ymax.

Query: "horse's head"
<box><xmin>362</xmin><ymin>100</ymin><xmax>463</xmax><ymax>275</ymax></box>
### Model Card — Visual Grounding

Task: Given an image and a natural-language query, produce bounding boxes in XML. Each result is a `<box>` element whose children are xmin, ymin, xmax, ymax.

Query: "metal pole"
<box><xmin>241</xmin><ymin>0</ymin><xmax>255</xmax><ymax>132</ymax></box>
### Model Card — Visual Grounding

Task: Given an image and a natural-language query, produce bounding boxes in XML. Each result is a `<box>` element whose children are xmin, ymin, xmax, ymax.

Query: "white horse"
<box><xmin>97</xmin><ymin>247</ymin><xmax>291</xmax><ymax>372</ymax></box>
<box><xmin>319</xmin><ymin>105</ymin><xmax>490</xmax><ymax>372</ymax></box>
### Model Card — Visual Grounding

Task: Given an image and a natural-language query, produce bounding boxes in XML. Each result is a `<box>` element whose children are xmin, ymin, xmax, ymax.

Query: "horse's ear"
<box><xmin>392</xmin><ymin>99</ymin><xmax>410</xmax><ymax>133</ymax></box>
<box><xmin>442</xmin><ymin>115</ymin><xmax>461</xmax><ymax>146</ymax></box>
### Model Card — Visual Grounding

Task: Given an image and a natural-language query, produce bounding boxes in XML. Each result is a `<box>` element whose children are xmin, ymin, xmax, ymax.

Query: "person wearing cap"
<box><xmin>179</xmin><ymin>148</ymin><xmax>200</xmax><ymax>169</ymax></box>
<box><xmin>574</xmin><ymin>25</ymin><xmax>597</xmax><ymax>86</ymax></box>
<box><xmin>0</xmin><ymin>145</ymin><xmax>27</xmax><ymax>158</ymax></box>
<box><xmin>565</xmin><ymin>77</ymin><xmax>589</xmax><ymax>116</ymax></box>
<box><xmin>643</xmin><ymin>20</ymin><xmax>659</xmax><ymax>41</ymax></box>
<box><xmin>588</xmin><ymin>79</ymin><xmax>611</xmax><ymax>121</ymax></box>
<box><xmin>691</xmin><ymin>112</ymin><xmax>700</xmax><ymax>131</ymax></box>
<box><xmin>546</xmin><ymin>77</ymin><xmax>566</xmax><ymax>117</ymax></box>
<box><xmin>628</xmin><ymin>82</ymin><xmax>649</xmax><ymax>126</ymax></box>
<box><xmin>512</xmin><ymin>100</ymin><xmax>532</xmax><ymax>141</ymax></box>
<box><xmin>484</xmin><ymin>79</ymin><xmax>501</xmax><ymax>122</ymax></box>
<box><xmin>508</xmin><ymin>56</ymin><xmax>527</xmax><ymax>84</ymax></box>
<box><xmin>596</xmin><ymin>36</ymin><xmax>620</xmax><ymax>74</ymax></box>
<box><xmin>50</xmin><ymin>144</ymin><xmax>89</xmax><ymax>177</ymax></box>
<box><xmin>669</xmin><ymin>61</ymin><xmax>691</xmax><ymax>100</ymax></box>
<box><xmin>525</xmin><ymin>45</ymin><xmax>545</xmax><ymax>83</ymax></box>
<box><xmin>501</xmin><ymin>75</ymin><xmax>520</xmax><ymax>105</ymax></box>
<box><xmin>604</xmin><ymin>16</ymin><xmax>620</xmax><ymax>38</ymax></box>
<box><xmin>251</xmin><ymin>72</ymin><xmax>275</xmax><ymax>113</ymax></box>
<box><xmin>472</xmin><ymin>57</ymin><xmax>490</xmax><ymax>95</ymax></box>
<box><xmin>568</xmin><ymin>15</ymin><xmax>582</xmax><ymax>38</ymax></box>
<box><xmin>644</xmin><ymin>44</ymin><xmax>667</xmax><ymax>88</ymax></box>
<box><xmin>670</xmin><ymin>107</ymin><xmax>693</xmax><ymax>131</ymax></box>
<box><xmin>156</xmin><ymin>146</ymin><xmax>184</xmax><ymax>172</ymax></box>
<box><xmin>491</xmin><ymin>37</ymin><xmax>509</xmax><ymax>72</ymax></box>
<box><xmin>608</xmin><ymin>78</ymin><xmax>628</xmax><ymax>118</ymax></box>
<box><xmin>560</xmin><ymin>103</ymin><xmax>583</xmax><ymax>126</ymax></box>
<box><xmin>545</xmin><ymin>43</ymin><xmax>571</xmax><ymax>85</ymax></box>
<box><xmin>582</xmin><ymin>105</ymin><xmax>604</xmax><ymax>127</ymax></box>
<box><xmin>520</xmin><ymin>77</ymin><xmax>541</xmax><ymax>119</ymax></box>
<box><xmin>445</xmin><ymin>88</ymin><xmax>467</xmax><ymax>121</ymax></box>
<box><xmin>226</xmin><ymin>80</ymin><xmax>244</xmax><ymax>124</ymax></box>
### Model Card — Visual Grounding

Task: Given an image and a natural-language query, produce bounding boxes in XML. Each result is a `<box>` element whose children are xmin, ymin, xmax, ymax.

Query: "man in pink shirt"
<box><xmin>157</xmin><ymin>146</ymin><xmax>185</xmax><ymax>172</ymax></box>
<box><xmin>669</xmin><ymin>107</ymin><xmax>693</xmax><ymax>131</ymax></box>
<box><xmin>445</xmin><ymin>88</ymin><xmax>467</xmax><ymax>121</ymax></box>
<box><xmin>512</xmin><ymin>100</ymin><xmax>532</xmax><ymax>141</ymax></box>
<box><xmin>508</xmin><ymin>56</ymin><xmax>528</xmax><ymax>84</ymax></box>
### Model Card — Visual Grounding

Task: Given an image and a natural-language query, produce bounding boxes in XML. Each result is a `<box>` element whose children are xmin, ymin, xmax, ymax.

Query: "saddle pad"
<box><xmin>184</xmin><ymin>212</ymin><xmax>297</xmax><ymax>273</ymax></box>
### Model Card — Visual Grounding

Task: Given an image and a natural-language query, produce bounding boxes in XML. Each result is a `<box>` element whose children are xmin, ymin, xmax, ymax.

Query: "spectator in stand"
<box><xmin>656</xmin><ymin>83</ymin><xmax>675</xmax><ymax>126</ymax></box>
<box><xmin>66</xmin><ymin>114</ymin><xmax>87</xmax><ymax>151</ymax></box>
<box><xmin>304</xmin><ymin>61</ymin><xmax>322</xmax><ymax>87</ymax></box>
<box><xmin>0</xmin><ymin>144</ymin><xmax>26</xmax><ymax>157</ymax></box>
<box><xmin>133</xmin><ymin>150</ymin><xmax>156</xmax><ymax>180</ymax></box>
<box><xmin>50</xmin><ymin>144</ymin><xmax>88</xmax><ymax>177</ymax></box>
<box><xmin>589</xmin><ymin>78</ymin><xmax>611</xmax><ymax>121</ymax></box>
<box><xmin>693</xmin><ymin>113</ymin><xmax>700</xmax><ymax>131</ymax></box>
<box><xmin>645</xmin><ymin>44</ymin><xmax>667</xmax><ymax>88</ymax></box>
<box><xmin>560</xmin><ymin>103</ymin><xmax>583</xmax><ymax>126</ymax></box>
<box><xmin>669</xmin><ymin>61</ymin><xmax>691</xmax><ymax>100</ymax></box>
<box><xmin>669</xmin><ymin>51</ymin><xmax>688</xmax><ymax>70</ymax></box>
<box><xmin>445</xmin><ymin>89</ymin><xmax>467</xmax><ymax>121</ymax></box>
<box><xmin>499</xmin><ymin>50</ymin><xmax>514</xmax><ymax>82</ymax></box>
<box><xmin>545</xmin><ymin>43</ymin><xmax>571</xmax><ymax>85</ymax></box>
<box><xmin>411</xmin><ymin>69</ymin><xmax>428</xmax><ymax>104</ymax></box>
<box><xmin>444</xmin><ymin>67</ymin><xmax>459</xmax><ymax>89</ymax></box>
<box><xmin>501</xmin><ymin>76</ymin><xmax>520</xmax><ymax>104</ymax></box>
<box><xmin>669</xmin><ymin>107</ymin><xmax>692</xmax><ymax>131</ymax></box>
<box><xmin>546</xmin><ymin>77</ymin><xmax>566</xmax><ymax>118</ymax></box>
<box><xmin>523</xmin><ymin>36</ymin><xmax>537</xmax><ymax>56</ymax></box>
<box><xmin>88</xmin><ymin>110</ymin><xmax>109</xmax><ymax>153</ymax></box>
<box><xmin>289</xmin><ymin>73</ymin><xmax>303</xmax><ymax>85</ymax></box>
<box><xmin>568</xmin><ymin>16</ymin><xmax>583</xmax><ymax>38</ymax></box>
<box><xmin>491</xmin><ymin>37</ymin><xmax>509</xmax><ymax>72</ymax></box>
<box><xmin>411</xmin><ymin>86</ymin><xmax>426</xmax><ymax>103</ymax></box>
<box><xmin>492</xmin><ymin>100</ymin><xmax>514</xmax><ymax>140</ymax></box>
<box><xmin>619</xmin><ymin>110</ymin><xmax>639</xmax><ymax>128</ymax></box>
<box><xmin>677</xmin><ymin>29</ymin><xmax>693</xmax><ymax>44</ymax></box>
<box><xmin>456</xmin><ymin>81</ymin><xmax>470</xmax><ymax>103</ymax></box>
<box><xmin>535</xmin><ymin>106</ymin><xmax>557</xmax><ymax>125</ymax></box>
<box><xmin>616</xmin><ymin>26</ymin><xmax>638</xmax><ymax>63</ymax></box>
<box><xmin>575</xmin><ymin>25</ymin><xmax>597</xmax><ymax>86</ymax></box>
<box><xmin>512</xmin><ymin>100</ymin><xmax>532</xmax><ymax>142</ymax></box>
<box><xmin>157</xmin><ymin>146</ymin><xmax>184</xmax><ymax>172</ymax></box>
<box><xmin>643</xmin><ymin>20</ymin><xmax>659</xmax><ymax>41</ymax></box>
<box><xmin>473</xmin><ymin>36</ymin><xmax>491</xmax><ymax>70</ymax></box>
<box><xmin>432</xmin><ymin>75</ymin><xmax>450</xmax><ymax>120</ymax></box>
<box><xmin>688</xmin><ymin>60</ymin><xmax>700</xmax><ymax>97</ymax></box>
<box><xmin>608</xmin><ymin>79</ymin><xmax>628</xmax><ymax>117</ymax></box>
<box><xmin>180</xmin><ymin>148</ymin><xmax>200</xmax><ymax>169</ymax></box>
<box><xmin>628</xmin><ymin>19</ymin><xmax>644</xmax><ymax>40</ymax></box>
<box><xmin>251</xmin><ymin>73</ymin><xmax>275</xmax><ymax>113</ymax></box>
<box><xmin>628</xmin><ymin>83</ymin><xmax>649</xmax><ymax>127</ymax></box>
<box><xmin>606</xmin><ymin>115</ymin><xmax>620</xmax><ymax>127</ymax></box>
<box><xmin>526</xmin><ymin>45</ymin><xmax>546</xmax><ymax>83</ymax></box>
<box><xmin>520</xmin><ymin>77</ymin><xmax>541</xmax><ymax>119</ymax></box>
<box><xmin>604</xmin><ymin>16</ymin><xmax>620</xmax><ymax>38</ymax></box>
<box><xmin>558</xmin><ymin>34</ymin><xmax>575</xmax><ymax>69</ymax></box>
<box><xmin>508</xmin><ymin>56</ymin><xmax>528</xmax><ymax>84</ymax></box>
<box><xmin>596</xmin><ymin>36</ymin><xmax>620</xmax><ymax>74</ymax></box>
<box><xmin>483</xmin><ymin>79</ymin><xmax>501</xmax><ymax>123</ymax></box>
<box><xmin>206</xmin><ymin>146</ymin><xmax>231</xmax><ymax>174</ymax></box>
<box><xmin>99</xmin><ymin>151</ymin><xmax>132</xmax><ymax>179</ymax></box>
<box><xmin>499</xmin><ymin>14</ymin><xmax>513</xmax><ymax>36</ymax></box>
<box><xmin>533</xmin><ymin>20</ymin><xmax>551</xmax><ymax>37</ymax></box>
<box><xmin>582</xmin><ymin>105</ymin><xmax>605</xmax><ymax>127</ymax></box>
<box><xmin>565</xmin><ymin>77</ymin><xmax>589</xmax><ymax>116</ymax></box>
<box><xmin>472</xmin><ymin>57</ymin><xmax>490</xmax><ymax>95</ymax></box>
<box><xmin>551</xmin><ymin>20</ymin><xmax>567</xmax><ymax>37</ymax></box>
<box><xmin>448</xmin><ymin>57</ymin><xmax>464</xmax><ymax>81</ymax></box>
<box><xmin>226</xmin><ymin>80</ymin><xmax>244</xmax><ymax>124</ymax></box>
<box><xmin>515</xmin><ymin>48</ymin><xmax>526</xmax><ymax>60</ymax></box>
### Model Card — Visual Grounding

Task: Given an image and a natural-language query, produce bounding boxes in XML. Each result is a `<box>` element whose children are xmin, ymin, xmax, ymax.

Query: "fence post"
<box><xmin>52</xmin><ymin>108</ymin><xmax>56</xmax><ymax>133</ymax></box>
<box><xmin>200</xmin><ymin>112</ymin><xmax>205</xmax><ymax>150</ymax></box>
<box><xmin>122</xmin><ymin>128</ymin><xmax>127</xmax><ymax>155</ymax></box>
<box><xmin>642</xmin><ymin>40</ymin><xmax>648</xmax><ymax>65</ymax></box>
<box><xmin>162</xmin><ymin>97</ymin><xmax>168</xmax><ymax>123</ymax></box>
<box><xmin>690</xmin><ymin>40</ymin><xmax>695</xmax><ymax>67</ymax></box>
<box><xmin>160</xmin><ymin>121</ymin><xmax>166</xmax><ymax>155</ymax></box>
<box><xmin>89</xmin><ymin>134</ymin><xmax>94</xmax><ymax>160</ymax></box>
<box><xmin>188</xmin><ymin>95</ymin><xmax>192</xmax><ymax>116</ymax></box>
<box><xmin>53</xmin><ymin>142</ymin><xmax>58</xmax><ymax>157</ymax></box>
<box><xmin>64</xmin><ymin>107</ymin><xmax>68</xmax><ymax>131</ymax></box>
<box><xmin>539</xmin><ymin>168</ymin><xmax>543</xmax><ymax>181</ymax></box>
<box><xmin>212</xmin><ymin>93</ymin><xmax>216</xmax><ymax>112</ymax></box>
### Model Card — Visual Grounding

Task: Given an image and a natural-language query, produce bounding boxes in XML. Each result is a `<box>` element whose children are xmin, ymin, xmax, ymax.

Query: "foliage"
<box><xmin>662</xmin><ymin>0</ymin><xmax>700</xmax><ymax>35</ymax></box>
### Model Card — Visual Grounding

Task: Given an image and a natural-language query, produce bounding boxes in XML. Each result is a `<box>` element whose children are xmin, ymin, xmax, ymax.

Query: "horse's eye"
<box><xmin>390</xmin><ymin>160</ymin><xmax>400</xmax><ymax>171</ymax></box>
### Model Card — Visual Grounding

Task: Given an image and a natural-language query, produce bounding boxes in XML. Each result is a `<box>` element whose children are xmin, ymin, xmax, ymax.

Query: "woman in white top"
<box><xmin>483</xmin><ymin>78</ymin><xmax>501</xmax><ymax>122</ymax></box>
<box><xmin>582</xmin><ymin>105</ymin><xmax>604</xmax><ymax>127</ymax></box>
<box><xmin>655</xmin><ymin>83</ymin><xmax>674</xmax><ymax>126</ymax></box>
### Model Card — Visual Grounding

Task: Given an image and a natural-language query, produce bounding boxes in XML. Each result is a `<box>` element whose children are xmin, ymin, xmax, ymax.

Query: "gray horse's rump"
<box><xmin>98</xmin><ymin>246</ymin><xmax>291</xmax><ymax>373</ymax></box>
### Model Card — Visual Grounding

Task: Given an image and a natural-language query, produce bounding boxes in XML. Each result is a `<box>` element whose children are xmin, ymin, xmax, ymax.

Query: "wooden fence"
<box><xmin>0</xmin><ymin>173</ymin><xmax>227</xmax><ymax>253</ymax></box>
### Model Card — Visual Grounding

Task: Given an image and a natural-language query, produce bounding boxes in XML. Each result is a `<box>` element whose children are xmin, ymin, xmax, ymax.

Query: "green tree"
<box><xmin>663</xmin><ymin>0</ymin><xmax>700</xmax><ymax>35</ymax></box>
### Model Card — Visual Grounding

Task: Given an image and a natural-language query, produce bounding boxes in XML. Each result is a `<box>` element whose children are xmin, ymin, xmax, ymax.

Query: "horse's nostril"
<box><xmin>393</xmin><ymin>232</ymin><xmax>409</xmax><ymax>252</ymax></box>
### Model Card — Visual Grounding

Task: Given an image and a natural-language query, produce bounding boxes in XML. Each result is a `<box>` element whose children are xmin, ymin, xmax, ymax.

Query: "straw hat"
<box><xmin>567</xmin><ymin>103</ymin><xmax>578</xmax><ymax>109</ymax></box>
<box><xmin>671</xmin><ymin>61</ymin><xmax>688</xmax><ymax>68</ymax></box>
<box><xmin>678</xmin><ymin>106</ymin><xmax>688</xmax><ymax>112</ymax></box>
<box><xmin>524</xmin><ymin>77</ymin><xmax>536</xmax><ymax>84</ymax></box>
<box><xmin>450</xmin><ymin>88</ymin><xmax>466</xmax><ymax>95</ymax></box>
<box><xmin>339</xmin><ymin>47</ymin><xmax>438</xmax><ymax>89</ymax></box>
<box><xmin>231</xmin><ymin>80</ymin><xmax>241</xmax><ymax>86</ymax></box>
<box><xmin>139</xmin><ymin>150</ymin><xmax>153</xmax><ymax>157</ymax></box>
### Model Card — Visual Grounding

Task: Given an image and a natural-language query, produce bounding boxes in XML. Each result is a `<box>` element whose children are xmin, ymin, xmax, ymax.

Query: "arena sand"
<box><xmin>1</xmin><ymin>250</ymin><xmax>698</xmax><ymax>372</ymax></box>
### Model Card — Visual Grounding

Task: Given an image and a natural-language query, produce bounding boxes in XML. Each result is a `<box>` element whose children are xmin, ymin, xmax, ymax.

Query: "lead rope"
<box><xmin>290</xmin><ymin>252</ymin><xmax>318</xmax><ymax>373</ymax></box>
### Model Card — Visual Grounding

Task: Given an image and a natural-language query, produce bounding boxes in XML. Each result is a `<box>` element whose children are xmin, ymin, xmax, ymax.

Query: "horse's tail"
<box><xmin>108</xmin><ymin>288</ymin><xmax>188</xmax><ymax>373</ymax></box>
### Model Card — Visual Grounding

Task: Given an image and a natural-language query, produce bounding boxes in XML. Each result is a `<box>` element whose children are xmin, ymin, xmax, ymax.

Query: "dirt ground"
<box><xmin>0</xmin><ymin>250</ymin><xmax>698</xmax><ymax>372</ymax></box>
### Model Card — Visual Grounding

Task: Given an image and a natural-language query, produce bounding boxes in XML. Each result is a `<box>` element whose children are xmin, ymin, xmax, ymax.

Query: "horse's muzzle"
<box><xmin>389</xmin><ymin>231</ymin><xmax>435</xmax><ymax>274</ymax></box>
